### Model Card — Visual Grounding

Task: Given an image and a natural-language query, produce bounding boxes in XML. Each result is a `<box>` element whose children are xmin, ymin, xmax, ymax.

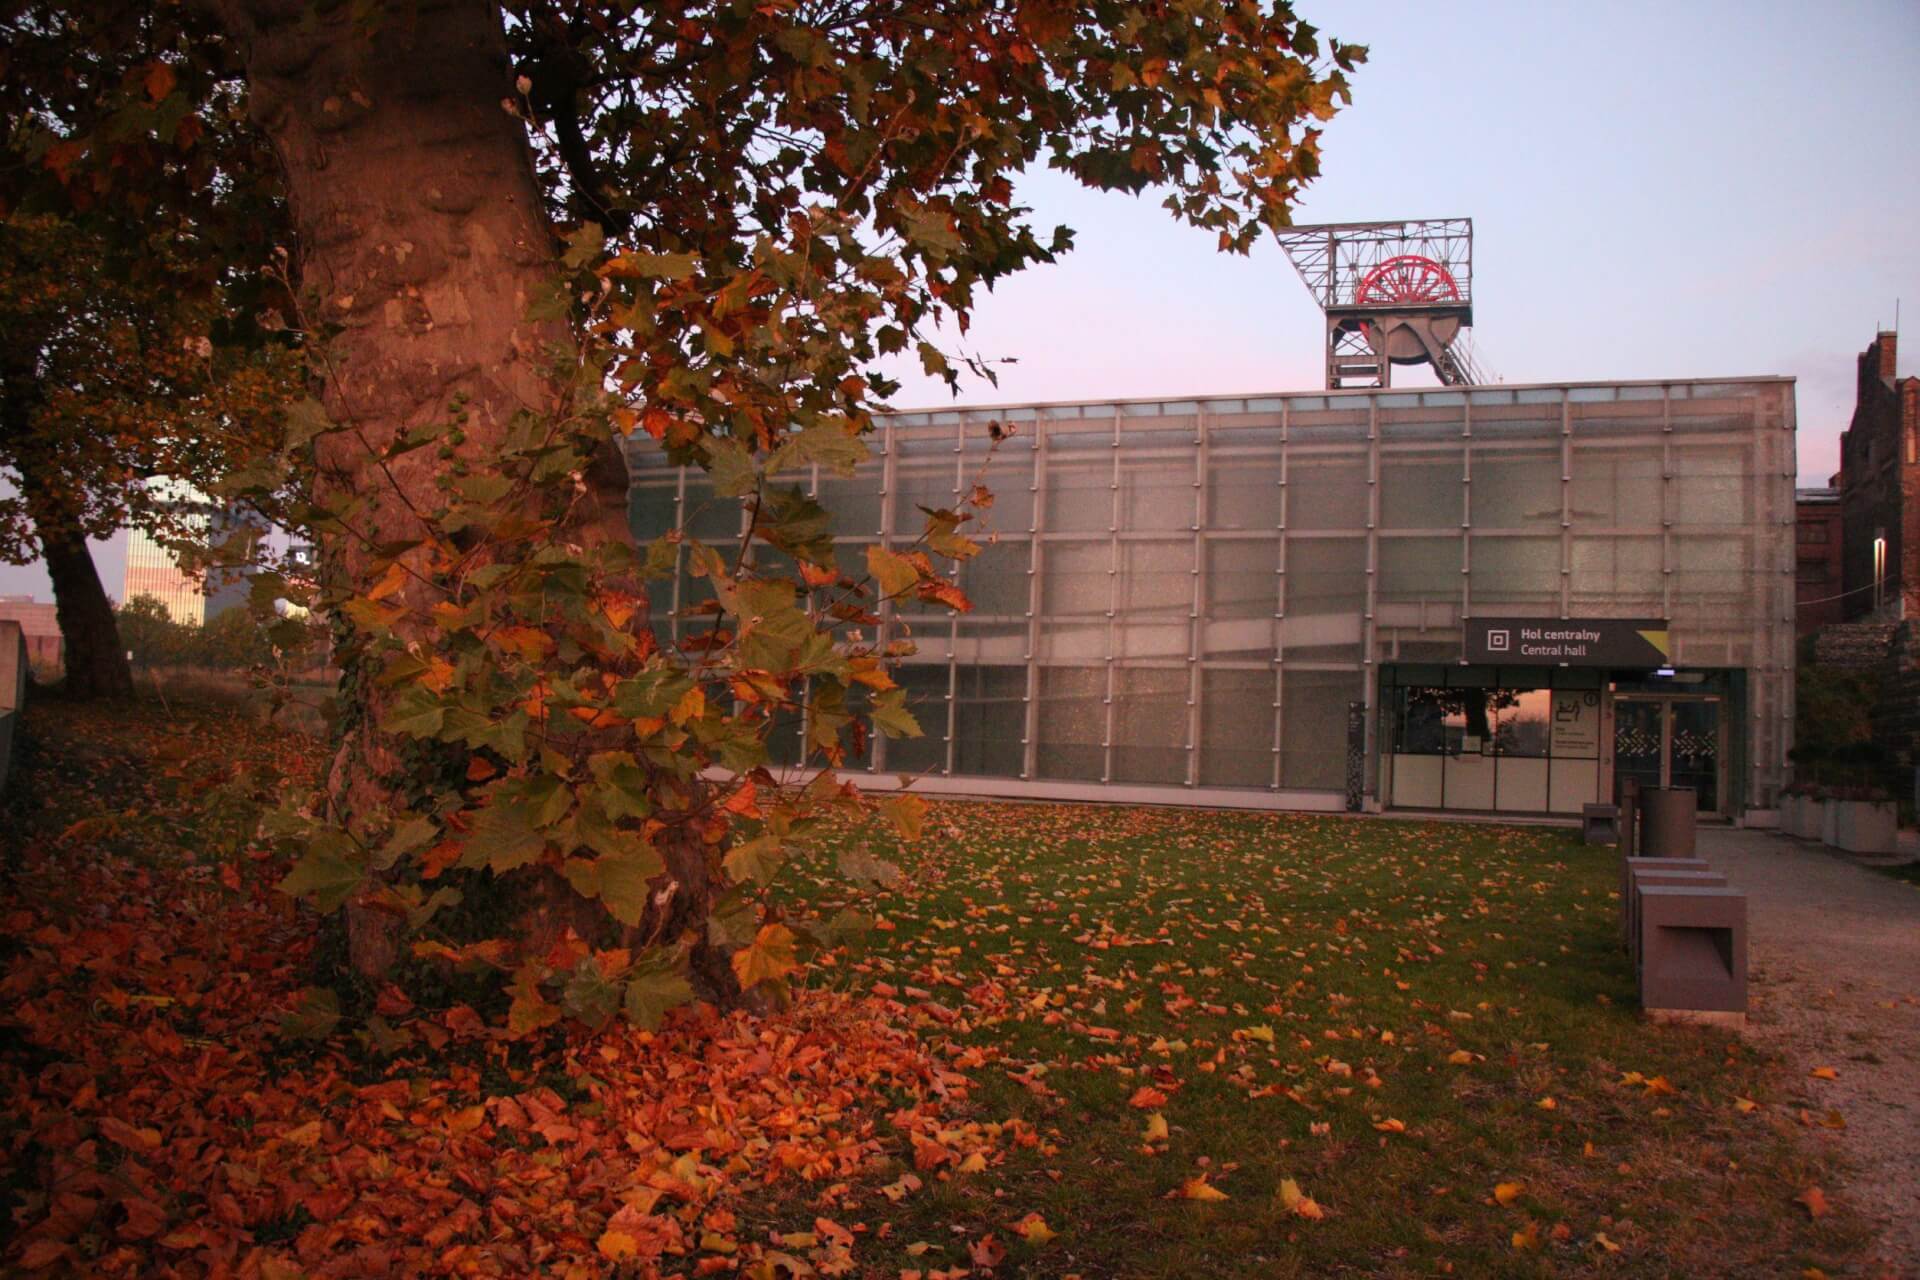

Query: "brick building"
<box><xmin>1837</xmin><ymin>330</ymin><xmax>1920</xmax><ymax>620</ymax></box>
<box><xmin>0</xmin><ymin>596</ymin><xmax>64</xmax><ymax>666</ymax></box>
<box><xmin>1794</xmin><ymin>484</ymin><xmax>1845</xmax><ymax>637</ymax></box>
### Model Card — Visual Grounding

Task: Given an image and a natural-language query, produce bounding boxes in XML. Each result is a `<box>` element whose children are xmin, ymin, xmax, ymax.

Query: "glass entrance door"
<box><xmin>1612</xmin><ymin>696</ymin><xmax>1724</xmax><ymax>816</ymax></box>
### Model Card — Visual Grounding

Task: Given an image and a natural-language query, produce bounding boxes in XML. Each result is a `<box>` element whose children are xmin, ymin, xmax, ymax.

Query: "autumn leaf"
<box><xmin>1013</xmin><ymin>1212</ymin><xmax>1056</xmax><ymax>1245</ymax></box>
<box><xmin>731</xmin><ymin>923</ymin><xmax>800</xmax><ymax>989</ymax></box>
<box><xmin>1809</xmin><ymin>1065</ymin><xmax>1838</xmax><ymax>1080</ymax></box>
<box><xmin>1142</xmin><ymin>1112</ymin><xmax>1169</xmax><ymax>1144</ymax></box>
<box><xmin>1175</xmin><ymin>1175</ymin><xmax>1229</xmax><ymax>1201</ymax></box>
<box><xmin>1493</xmin><ymin>1181</ymin><xmax>1524</xmax><ymax>1207</ymax></box>
<box><xmin>598</xmin><ymin>1230</ymin><xmax>640</xmax><ymax>1260</ymax></box>
<box><xmin>1277</xmin><ymin>1178</ymin><xmax>1325</xmax><ymax>1219</ymax></box>
<box><xmin>1795</xmin><ymin>1187</ymin><xmax>1830</xmax><ymax>1218</ymax></box>
<box><xmin>1511</xmin><ymin>1221</ymin><xmax>1541</xmax><ymax>1252</ymax></box>
<box><xmin>1129</xmin><ymin>1086</ymin><xmax>1169</xmax><ymax>1109</ymax></box>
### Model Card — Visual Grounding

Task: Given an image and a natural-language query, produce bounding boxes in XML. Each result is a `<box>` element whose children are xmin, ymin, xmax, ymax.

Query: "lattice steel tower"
<box><xmin>1274</xmin><ymin>218</ymin><xmax>1486</xmax><ymax>389</ymax></box>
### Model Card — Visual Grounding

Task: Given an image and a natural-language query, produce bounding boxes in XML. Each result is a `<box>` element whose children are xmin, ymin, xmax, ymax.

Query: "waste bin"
<box><xmin>1640</xmin><ymin>787</ymin><xmax>1698</xmax><ymax>858</ymax></box>
<box><xmin>1619</xmin><ymin>777</ymin><xmax>1640</xmax><ymax>857</ymax></box>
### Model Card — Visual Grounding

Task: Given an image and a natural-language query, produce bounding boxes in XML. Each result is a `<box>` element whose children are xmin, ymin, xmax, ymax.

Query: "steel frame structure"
<box><xmin>1273</xmin><ymin>218</ymin><xmax>1485</xmax><ymax>390</ymax></box>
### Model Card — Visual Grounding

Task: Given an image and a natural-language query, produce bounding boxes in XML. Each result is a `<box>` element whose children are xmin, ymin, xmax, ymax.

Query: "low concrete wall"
<box><xmin>0</xmin><ymin>619</ymin><xmax>25</xmax><ymax>794</ymax></box>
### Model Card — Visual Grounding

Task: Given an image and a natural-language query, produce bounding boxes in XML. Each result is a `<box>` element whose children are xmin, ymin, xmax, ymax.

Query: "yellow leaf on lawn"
<box><xmin>1734</xmin><ymin>1097</ymin><xmax>1759</xmax><ymax>1114</ymax></box>
<box><xmin>1373</xmin><ymin>1117</ymin><xmax>1406</xmax><ymax>1133</ymax></box>
<box><xmin>957</xmin><ymin>1152</ymin><xmax>988</xmax><ymax>1174</ymax></box>
<box><xmin>1796</xmin><ymin>1187</ymin><xmax>1830</xmax><ymax>1218</ymax></box>
<box><xmin>1810</xmin><ymin>1066</ymin><xmax>1838</xmax><ymax>1080</ymax></box>
<box><xmin>1178</xmin><ymin>1176</ymin><xmax>1229</xmax><ymax>1202</ymax></box>
<box><xmin>1511</xmin><ymin>1221</ymin><xmax>1541</xmax><ymax>1252</ymax></box>
<box><xmin>1642</xmin><ymin>1075</ymin><xmax>1676</xmax><ymax>1096</ymax></box>
<box><xmin>1593</xmin><ymin>1231</ymin><xmax>1621</xmax><ymax>1254</ymax></box>
<box><xmin>1241</xmin><ymin>1024</ymin><xmax>1275</xmax><ymax>1043</ymax></box>
<box><xmin>1446</xmin><ymin>1049</ymin><xmax>1475</xmax><ymax>1065</ymax></box>
<box><xmin>1014</xmin><ymin>1212</ymin><xmax>1057</xmax><ymax>1245</ymax></box>
<box><xmin>1820</xmin><ymin>1110</ymin><xmax>1846</xmax><ymax>1130</ymax></box>
<box><xmin>1142</xmin><ymin>1112</ymin><xmax>1169</xmax><ymax>1144</ymax></box>
<box><xmin>1494</xmin><ymin>1181</ymin><xmax>1524</xmax><ymax>1207</ymax></box>
<box><xmin>1277</xmin><ymin>1178</ymin><xmax>1325</xmax><ymax>1220</ymax></box>
<box><xmin>1535</xmin><ymin>1096</ymin><xmax>1557</xmax><ymax>1110</ymax></box>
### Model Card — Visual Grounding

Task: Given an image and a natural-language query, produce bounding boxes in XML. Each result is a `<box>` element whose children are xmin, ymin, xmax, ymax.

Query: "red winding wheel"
<box><xmin>1354</xmin><ymin>254</ymin><xmax>1461</xmax><ymax>305</ymax></box>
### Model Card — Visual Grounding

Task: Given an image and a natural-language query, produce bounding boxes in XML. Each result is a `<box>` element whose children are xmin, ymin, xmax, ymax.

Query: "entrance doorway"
<box><xmin>1613</xmin><ymin>696</ymin><xmax>1724</xmax><ymax>816</ymax></box>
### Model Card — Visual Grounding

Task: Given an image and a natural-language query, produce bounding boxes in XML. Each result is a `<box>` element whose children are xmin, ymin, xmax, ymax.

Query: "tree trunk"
<box><xmin>219</xmin><ymin>0</ymin><xmax>730</xmax><ymax>992</ymax></box>
<box><xmin>38</xmin><ymin>525</ymin><xmax>135</xmax><ymax>702</ymax></box>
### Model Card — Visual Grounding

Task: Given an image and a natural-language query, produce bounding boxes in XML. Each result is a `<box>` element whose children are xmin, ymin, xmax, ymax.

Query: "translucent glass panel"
<box><xmin>1281</xmin><ymin>669</ymin><xmax>1358</xmax><ymax>790</ymax></box>
<box><xmin>1569</xmin><ymin>446</ymin><xmax>1663</xmax><ymax>528</ymax></box>
<box><xmin>1206</xmin><ymin>452</ymin><xmax>1281</xmax><ymax>530</ymax></box>
<box><xmin>1038</xmin><ymin>540</ymin><xmax>1109</xmax><ymax>661</ymax></box>
<box><xmin>1118</xmin><ymin>455</ymin><xmax>1195</xmax><ymax>530</ymax></box>
<box><xmin>1035</xmin><ymin>665</ymin><xmax>1104</xmax><ymax>781</ymax></box>
<box><xmin>1671</xmin><ymin>534</ymin><xmax>1755</xmax><ymax>608</ymax></box>
<box><xmin>1202</xmin><ymin>539</ymin><xmax>1276</xmax><ymax>659</ymax></box>
<box><xmin>1200</xmin><ymin>668</ymin><xmax>1274</xmax><ymax>786</ymax></box>
<box><xmin>1380</xmin><ymin>451</ymin><xmax>1463</xmax><ymax>529</ymax></box>
<box><xmin>967</xmin><ymin>438</ymin><xmax>1035</xmax><ymax>533</ymax></box>
<box><xmin>682</xmin><ymin>473</ymin><xmax>744</xmax><ymax>541</ymax></box>
<box><xmin>892</xmin><ymin>438</ymin><xmax>959</xmax><ymax>531</ymax></box>
<box><xmin>958</xmin><ymin>538</ymin><xmax>1032</xmax><ymax>618</ymax></box>
<box><xmin>1110</xmin><ymin>668</ymin><xmax>1188</xmax><ymax>784</ymax></box>
<box><xmin>1287</xmin><ymin>454</ymin><xmax>1369</xmax><ymax>529</ymax></box>
<box><xmin>952</xmin><ymin>665</ymin><xmax>1026</xmax><ymax>778</ymax></box>
<box><xmin>1569</xmin><ymin>536</ymin><xmax>1663</xmax><ymax>608</ymax></box>
<box><xmin>1470</xmin><ymin>446</ymin><xmax>1561</xmax><ymax>528</ymax></box>
<box><xmin>1114</xmin><ymin>541</ymin><xmax>1191</xmax><ymax>662</ymax></box>
<box><xmin>1378</xmin><ymin>537</ymin><xmax>1460</xmax><ymax>604</ymax></box>
<box><xmin>1285</xmin><ymin>538</ymin><xmax>1365</xmax><ymax>660</ymax></box>
<box><xmin>1671</xmin><ymin>443</ymin><xmax>1752</xmax><ymax>527</ymax></box>
<box><xmin>886</xmin><ymin>663</ymin><xmax>951</xmax><ymax>774</ymax></box>
<box><xmin>1043</xmin><ymin>431</ymin><xmax>1112</xmax><ymax>532</ymax></box>
<box><xmin>629</xmin><ymin>472</ymin><xmax>678</xmax><ymax>540</ymax></box>
<box><xmin>815</xmin><ymin>465</ymin><xmax>884</xmax><ymax>533</ymax></box>
<box><xmin>1469</xmin><ymin>536</ymin><xmax>1559</xmax><ymax>608</ymax></box>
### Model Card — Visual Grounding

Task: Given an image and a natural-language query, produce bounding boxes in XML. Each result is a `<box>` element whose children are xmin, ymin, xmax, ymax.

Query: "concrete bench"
<box><xmin>1618</xmin><ymin>855</ymin><xmax>1710</xmax><ymax>944</ymax></box>
<box><xmin>1636</xmin><ymin>885</ymin><xmax>1747</xmax><ymax>1028</ymax></box>
<box><xmin>1582</xmin><ymin>803</ymin><xmax>1620</xmax><ymax>846</ymax></box>
<box><xmin>1629</xmin><ymin>868</ymin><xmax>1728</xmax><ymax>973</ymax></box>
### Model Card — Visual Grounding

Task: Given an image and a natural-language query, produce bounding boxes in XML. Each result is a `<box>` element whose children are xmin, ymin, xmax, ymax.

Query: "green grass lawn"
<box><xmin>772</xmin><ymin>801</ymin><xmax>1867</xmax><ymax>1278</ymax></box>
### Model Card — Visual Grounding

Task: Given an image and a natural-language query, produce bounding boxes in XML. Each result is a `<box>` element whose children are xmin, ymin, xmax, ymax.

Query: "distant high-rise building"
<box><xmin>122</xmin><ymin>527</ymin><xmax>205</xmax><ymax>626</ymax></box>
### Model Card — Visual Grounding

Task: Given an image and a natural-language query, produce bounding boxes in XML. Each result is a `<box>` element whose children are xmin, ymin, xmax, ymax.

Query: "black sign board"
<box><xmin>1464</xmin><ymin>617</ymin><xmax>1671</xmax><ymax>668</ymax></box>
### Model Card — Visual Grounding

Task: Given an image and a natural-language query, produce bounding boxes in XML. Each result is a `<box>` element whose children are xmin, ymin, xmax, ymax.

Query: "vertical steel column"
<box><xmin>1187</xmin><ymin>405</ymin><xmax>1206</xmax><ymax>787</ymax></box>
<box><xmin>1661</xmin><ymin>387</ymin><xmax>1674</xmax><ymax>626</ymax></box>
<box><xmin>1362</xmin><ymin>394</ymin><xmax>1382</xmax><ymax>804</ymax></box>
<box><xmin>1559</xmin><ymin>395</ymin><xmax>1573</xmax><ymax>619</ymax></box>
<box><xmin>1272</xmin><ymin>401</ymin><xmax>1290</xmax><ymax>788</ymax></box>
<box><xmin>1101</xmin><ymin>409</ymin><xmax>1122</xmax><ymax>783</ymax></box>
<box><xmin>1021</xmin><ymin>418</ymin><xmax>1046</xmax><ymax>780</ymax></box>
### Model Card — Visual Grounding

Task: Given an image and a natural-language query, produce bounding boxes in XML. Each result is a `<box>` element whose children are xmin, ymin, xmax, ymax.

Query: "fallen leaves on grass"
<box><xmin>1277</xmin><ymin>1178</ymin><xmax>1325</xmax><ymax>1219</ymax></box>
<box><xmin>1796</xmin><ymin>1187</ymin><xmax>1831</xmax><ymax>1218</ymax></box>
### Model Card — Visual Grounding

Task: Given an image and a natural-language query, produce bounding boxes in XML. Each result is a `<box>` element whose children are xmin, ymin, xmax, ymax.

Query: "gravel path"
<box><xmin>1698</xmin><ymin>828</ymin><xmax>1920</xmax><ymax>1274</ymax></box>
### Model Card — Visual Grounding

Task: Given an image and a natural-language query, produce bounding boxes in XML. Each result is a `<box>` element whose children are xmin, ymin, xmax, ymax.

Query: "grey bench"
<box><xmin>1618</xmin><ymin>856</ymin><xmax>1710</xmax><ymax>944</ymax></box>
<box><xmin>1629</xmin><ymin>868</ymin><xmax>1729</xmax><ymax>973</ymax></box>
<box><xmin>1636</xmin><ymin>885</ymin><xmax>1747</xmax><ymax>1028</ymax></box>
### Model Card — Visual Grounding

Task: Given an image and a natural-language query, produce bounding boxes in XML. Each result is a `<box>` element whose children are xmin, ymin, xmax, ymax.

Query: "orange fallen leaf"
<box><xmin>1795</xmin><ymin>1187</ymin><xmax>1830</xmax><ymax>1218</ymax></box>
<box><xmin>1129</xmin><ymin>1086</ymin><xmax>1168</xmax><ymax>1109</ymax></box>
<box><xmin>1809</xmin><ymin>1066</ymin><xmax>1838</xmax><ymax>1080</ymax></box>
<box><xmin>1277</xmin><ymin>1177</ymin><xmax>1324</xmax><ymax>1219</ymax></box>
<box><xmin>1372</xmin><ymin>1117</ymin><xmax>1406</xmax><ymax>1133</ymax></box>
<box><xmin>1013</xmin><ymin>1212</ymin><xmax>1056</xmax><ymax>1245</ymax></box>
<box><xmin>1445</xmin><ymin>1049</ymin><xmax>1475</xmax><ymax>1065</ymax></box>
<box><xmin>1494</xmin><ymin>1181</ymin><xmax>1524</xmax><ymax>1206</ymax></box>
<box><xmin>1535</xmin><ymin>1096</ymin><xmax>1557</xmax><ymax>1110</ymax></box>
<box><xmin>1511</xmin><ymin>1221</ymin><xmax>1541</xmax><ymax>1252</ymax></box>
<box><xmin>1176</xmin><ymin>1175</ymin><xmax>1229</xmax><ymax>1201</ymax></box>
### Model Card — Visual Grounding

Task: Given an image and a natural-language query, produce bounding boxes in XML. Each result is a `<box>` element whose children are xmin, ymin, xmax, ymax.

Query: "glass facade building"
<box><xmin>627</xmin><ymin>377</ymin><xmax>1795</xmax><ymax>820</ymax></box>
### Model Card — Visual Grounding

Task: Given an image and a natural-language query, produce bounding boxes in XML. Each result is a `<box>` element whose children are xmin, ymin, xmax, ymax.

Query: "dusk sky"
<box><xmin>5</xmin><ymin>0</ymin><xmax>1916</xmax><ymax>601</ymax></box>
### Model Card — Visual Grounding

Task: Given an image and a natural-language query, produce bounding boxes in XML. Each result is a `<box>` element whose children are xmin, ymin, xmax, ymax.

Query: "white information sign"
<box><xmin>1549</xmin><ymin>690</ymin><xmax>1602</xmax><ymax>757</ymax></box>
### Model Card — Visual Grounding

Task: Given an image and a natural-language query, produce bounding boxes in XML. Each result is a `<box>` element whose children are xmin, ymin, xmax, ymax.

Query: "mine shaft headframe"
<box><xmin>1272</xmin><ymin>217</ymin><xmax>1485</xmax><ymax>390</ymax></box>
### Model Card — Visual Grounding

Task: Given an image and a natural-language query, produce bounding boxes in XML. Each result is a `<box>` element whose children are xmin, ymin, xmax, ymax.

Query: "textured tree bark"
<box><xmin>217</xmin><ymin>0</ymin><xmax>732</xmax><ymax>993</ymax></box>
<box><xmin>38</xmin><ymin>524</ymin><xmax>135</xmax><ymax>702</ymax></box>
